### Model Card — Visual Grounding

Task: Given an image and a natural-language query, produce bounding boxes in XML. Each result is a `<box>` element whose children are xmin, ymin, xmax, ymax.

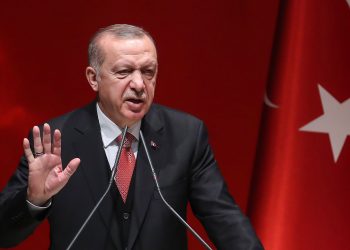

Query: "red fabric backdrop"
<box><xmin>249</xmin><ymin>0</ymin><xmax>350</xmax><ymax>249</ymax></box>
<box><xmin>0</xmin><ymin>0</ymin><xmax>279</xmax><ymax>249</ymax></box>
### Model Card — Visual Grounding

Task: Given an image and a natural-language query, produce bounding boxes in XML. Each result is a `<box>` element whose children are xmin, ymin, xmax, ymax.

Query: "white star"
<box><xmin>299</xmin><ymin>84</ymin><xmax>350</xmax><ymax>163</ymax></box>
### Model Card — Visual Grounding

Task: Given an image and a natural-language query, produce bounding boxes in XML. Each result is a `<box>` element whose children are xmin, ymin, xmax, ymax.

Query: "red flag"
<box><xmin>248</xmin><ymin>1</ymin><xmax>350</xmax><ymax>249</ymax></box>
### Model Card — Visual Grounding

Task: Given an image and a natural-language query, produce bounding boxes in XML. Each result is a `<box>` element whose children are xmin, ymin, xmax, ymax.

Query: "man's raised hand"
<box><xmin>23</xmin><ymin>123</ymin><xmax>80</xmax><ymax>206</ymax></box>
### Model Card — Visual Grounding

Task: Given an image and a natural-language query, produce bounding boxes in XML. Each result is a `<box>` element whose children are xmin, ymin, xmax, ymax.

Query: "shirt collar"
<box><xmin>96</xmin><ymin>103</ymin><xmax>141</xmax><ymax>148</ymax></box>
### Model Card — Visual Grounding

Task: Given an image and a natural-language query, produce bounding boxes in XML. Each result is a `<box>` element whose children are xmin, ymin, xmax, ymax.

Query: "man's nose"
<box><xmin>129</xmin><ymin>70</ymin><xmax>144</xmax><ymax>91</ymax></box>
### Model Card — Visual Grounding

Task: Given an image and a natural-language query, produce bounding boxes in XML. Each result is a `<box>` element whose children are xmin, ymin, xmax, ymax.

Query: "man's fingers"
<box><xmin>23</xmin><ymin>138</ymin><xmax>35</xmax><ymax>163</ymax></box>
<box><xmin>33</xmin><ymin>126</ymin><xmax>44</xmax><ymax>155</ymax></box>
<box><xmin>42</xmin><ymin>123</ymin><xmax>52</xmax><ymax>154</ymax></box>
<box><xmin>52</xmin><ymin>129</ymin><xmax>62</xmax><ymax>156</ymax></box>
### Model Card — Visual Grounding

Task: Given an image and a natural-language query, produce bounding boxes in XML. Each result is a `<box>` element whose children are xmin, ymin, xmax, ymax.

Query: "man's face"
<box><xmin>87</xmin><ymin>35</ymin><xmax>158</xmax><ymax>127</ymax></box>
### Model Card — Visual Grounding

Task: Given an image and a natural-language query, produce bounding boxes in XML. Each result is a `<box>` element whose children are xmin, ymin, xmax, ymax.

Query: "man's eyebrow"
<box><xmin>143</xmin><ymin>61</ymin><xmax>158</xmax><ymax>67</ymax></box>
<box><xmin>110</xmin><ymin>60</ymin><xmax>157</xmax><ymax>71</ymax></box>
<box><xmin>111</xmin><ymin>62</ymin><xmax>133</xmax><ymax>71</ymax></box>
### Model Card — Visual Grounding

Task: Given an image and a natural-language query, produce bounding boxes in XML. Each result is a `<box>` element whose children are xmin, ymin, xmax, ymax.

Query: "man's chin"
<box><xmin>122</xmin><ymin>110</ymin><xmax>147</xmax><ymax>125</ymax></box>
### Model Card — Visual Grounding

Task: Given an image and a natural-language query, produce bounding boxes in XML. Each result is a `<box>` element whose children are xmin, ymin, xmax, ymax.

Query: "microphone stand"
<box><xmin>66</xmin><ymin>126</ymin><xmax>128</xmax><ymax>250</ymax></box>
<box><xmin>139</xmin><ymin>130</ymin><xmax>213</xmax><ymax>250</ymax></box>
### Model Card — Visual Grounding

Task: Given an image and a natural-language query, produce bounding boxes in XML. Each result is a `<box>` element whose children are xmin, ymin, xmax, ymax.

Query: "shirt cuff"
<box><xmin>26</xmin><ymin>199</ymin><xmax>52</xmax><ymax>216</ymax></box>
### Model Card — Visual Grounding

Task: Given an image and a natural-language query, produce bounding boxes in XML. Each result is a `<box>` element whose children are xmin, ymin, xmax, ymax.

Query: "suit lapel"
<box><xmin>72</xmin><ymin>104</ymin><xmax>123</xmax><ymax>250</ymax></box>
<box><xmin>128</xmin><ymin>106</ymin><xmax>165</xmax><ymax>249</ymax></box>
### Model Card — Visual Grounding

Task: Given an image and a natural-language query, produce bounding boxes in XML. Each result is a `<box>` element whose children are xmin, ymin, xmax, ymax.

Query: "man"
<box><xmin>0</xmin><ymin>24</ymin><xmax>263</xmax><ymax>249</ymax></box>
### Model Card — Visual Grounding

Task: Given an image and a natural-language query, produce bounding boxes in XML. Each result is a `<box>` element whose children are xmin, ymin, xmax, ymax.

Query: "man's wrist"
<box><xmin>27</xmin><ymin>187</ymin><xmax>52</xmax><ymax>207</ymax></box>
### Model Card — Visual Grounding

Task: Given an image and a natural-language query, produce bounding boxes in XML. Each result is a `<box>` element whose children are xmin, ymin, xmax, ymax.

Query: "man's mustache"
<box><xmin>123</xmin><ymin>91</ymin><xmax>146</xmax><ymax>101</ymax></box>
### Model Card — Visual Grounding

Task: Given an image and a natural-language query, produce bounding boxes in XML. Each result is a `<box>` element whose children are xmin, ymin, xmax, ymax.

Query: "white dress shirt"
<box><xmin>96</xmin><ymin>103</ymin><xmax>141</xmax><ymax>169</ymax></box>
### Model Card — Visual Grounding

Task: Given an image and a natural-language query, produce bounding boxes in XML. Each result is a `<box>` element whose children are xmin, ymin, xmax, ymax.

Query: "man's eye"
<box><xmin>142</xmin><ymin>69</ymin><xmax>155</xmax><ymax>77</ymax></box>
<box><xmin>115</xmin><ymin>69</ymin><xmax>132</xmax><ymax>78</ymax></box>
<box><xmin>117</xmin><ymin>70</ymin><xmax>131</xmax><ymax>75</ymax></box>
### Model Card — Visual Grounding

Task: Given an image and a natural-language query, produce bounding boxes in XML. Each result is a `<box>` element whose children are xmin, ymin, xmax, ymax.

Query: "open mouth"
<box><xmin>126</xmin><ymin>98</ymin><xmax>144</xmax><ymax>104</ymax></box>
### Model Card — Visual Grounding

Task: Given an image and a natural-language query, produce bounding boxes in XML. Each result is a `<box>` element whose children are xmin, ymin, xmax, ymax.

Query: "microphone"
<box><xmin>66</xmin><ymin>126</ymin><xmax>128</xmax><ymax>250</ymax></box>
<box><xmin>139</xmin><ymin>130</ymin><xmax>213</xmax><ymax>250</ymax></box>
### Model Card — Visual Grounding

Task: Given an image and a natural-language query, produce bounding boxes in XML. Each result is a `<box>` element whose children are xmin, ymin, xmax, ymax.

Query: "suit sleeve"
<box><xmin>189</xmin><ymin>121</ymin><xmax>264</xmax><ymax>250</ymax></box>
<box><xmin>0</xmin><ymin>146</ymin><xmax>48</xmax><ymax>247</ymax></box>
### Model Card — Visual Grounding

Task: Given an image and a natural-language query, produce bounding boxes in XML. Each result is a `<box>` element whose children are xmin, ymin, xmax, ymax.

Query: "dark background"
<box><xmin>0</xmin><ymin>0</ymin><xmax>279</xmax><ymax>249</ymax></box>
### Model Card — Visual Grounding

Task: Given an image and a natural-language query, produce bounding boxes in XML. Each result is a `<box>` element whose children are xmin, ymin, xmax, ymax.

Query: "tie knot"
<box><xmin>116</xmin><ymin>132</ymin><xmax>135</xmax><ymax>148</ymax></box>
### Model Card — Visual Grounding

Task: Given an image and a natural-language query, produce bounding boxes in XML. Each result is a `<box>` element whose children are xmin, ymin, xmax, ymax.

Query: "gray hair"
<box><xmin>88</xmin><ymin>24</ymin><xmax>156</xmax><ymax>74</ymax></box>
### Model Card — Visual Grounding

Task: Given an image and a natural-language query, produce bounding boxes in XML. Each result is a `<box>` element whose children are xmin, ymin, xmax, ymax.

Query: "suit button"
<box><xmin>123</xmin><ymin>212</ymin><xmax>129</xmax><ymax>220</ymax></box>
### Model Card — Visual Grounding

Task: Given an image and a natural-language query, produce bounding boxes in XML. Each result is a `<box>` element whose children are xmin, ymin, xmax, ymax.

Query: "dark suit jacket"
<box><xmin>0</xmin><ymin>102</ymin><xmax>263</xmax><ymax>250</ymax></box>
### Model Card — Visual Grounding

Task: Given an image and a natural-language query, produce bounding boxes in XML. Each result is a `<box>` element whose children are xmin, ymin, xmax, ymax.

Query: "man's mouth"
<box><xmin>126</xmin><ymin>98</ymin><xmax>144</xmax><ymax>104</ymax></box>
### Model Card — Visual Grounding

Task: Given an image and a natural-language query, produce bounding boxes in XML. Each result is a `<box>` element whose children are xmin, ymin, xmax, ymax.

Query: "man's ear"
<box><xmin>86</xmin><ymin>66</ymin><xmax>99</xmax><ymax>92</ymax></box>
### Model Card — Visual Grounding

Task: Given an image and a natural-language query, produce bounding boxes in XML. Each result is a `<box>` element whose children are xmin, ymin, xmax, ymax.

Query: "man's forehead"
<box><xmin>98</xmin><ymin>33</ymin><xmax>156</xmax><ymax>51</ymax></box>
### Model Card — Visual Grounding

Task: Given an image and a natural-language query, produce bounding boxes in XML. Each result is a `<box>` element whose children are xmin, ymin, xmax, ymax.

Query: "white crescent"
<box><xmin>264</xmin><ymin>92</ymin><xmax>279</xmax><ymax>109</ymax></box>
